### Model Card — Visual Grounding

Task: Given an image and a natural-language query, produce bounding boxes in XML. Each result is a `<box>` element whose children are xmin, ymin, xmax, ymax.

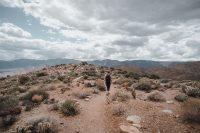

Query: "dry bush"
<box><xmin>42</xmin><ymin>85</ymin><xmax>56</xmax><ymax>91</ymax></box>
<box><xmin>95</xmin><ymin>79</ymin><xmax>105</xmax><ymax>91</ymax></box>
<box><xmin>72</xmin><ymin>90</ymin><xmax>91</xmax><ymax>99</ymax></box>
<box><xmin>135</xmin><ymin>83</ymin><xmax>152</xmax><ymax>92</ymax></box>
<box><xmin>147</xmin><ymin>91</ymin><xmax>166</xmax><ymax>102</ymax></box>
<box><xmin>175</xmin><ymin>94</ymin><xmax>188</xmax><ymax>102</ymax></box>
<box><xmin>61</xmin><ymin>99</ymin><xmax>79</xmax><ymax>116</ymax></box>
<box><xmin>112</xmin><ymin>91</ymin><xmax>130</xmax><ymax>102</ymax></box>
<box><xmin>112</xmin><ymin>104</ymin><xmax>126</xmax><ymax>116</ymax></box>
<box><xmin>0</xmin><ymin>95</ymin><xmax>19</xmax><ymax>111</ymax></box>
<box><xmin>18</xmin><ymin>75</ymin><xmax>30</xmax><ymax>85</ymax></box>
<box><xmin>22</xmin><ymin>90</ymin><xmax>49</xmax><ymax>102</ymax></box>
<box><xmin>36</xmin><ymin>72</ymin><xmax>48</xmax><ymax>77</ymax></box>
<box><xmin>0</xmin><ymin>115</ymin><xmax>17</xmax><ymax>128</ymax></box>
<box><xmin>15</xmin><ymin>115</ymin><xmax>58</xmax><ymax>133</ymax></box>
<box><xmin>186</xmin><ymin>88</ymin><xmax>200</xmax><ymax>98</ymax></box>
<box><xmin>182</xmin><ymin>98</ymin><xmax>200</xmax><ymax>122</ymax></box>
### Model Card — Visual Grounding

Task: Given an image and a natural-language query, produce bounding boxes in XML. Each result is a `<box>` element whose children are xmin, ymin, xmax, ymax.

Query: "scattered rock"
<box><xmin>120</xmin><ymin>125</ymin><xmax>140</xmax><ymax>133</ymax></box>
<box><xmin>86</xmin><ymin>96</ymin><xmax>92</xmax><ymax>99</ymax></box>
<box><xmin>126</xmin><ymin>115</ymin><xmax>141</xmax><ymax>124</ymax></box>
<box><xmin>166</xmin><ymin>100</ymin><xmax>174</xmax><ymax>104</ymax></box>
<box><xmin>132</xmin><ymin>124</ymin><xmax>142</xmax><ymax>129</ymax></box>
<box><xmin>85</xmin><ymin>98</ymin><xmax>90</xmax><ymax>101</ymax></box>
<box><xmin>162</xmin><ymin>109</ymin><xmax>173</xmax><ymax>114</ymax></box>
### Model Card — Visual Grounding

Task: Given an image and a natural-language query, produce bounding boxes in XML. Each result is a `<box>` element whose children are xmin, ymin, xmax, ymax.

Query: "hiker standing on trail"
<box><xmin>104</xmin><ymin>72</ymin><xmax>112</xmax><ymax>95</ymax></box>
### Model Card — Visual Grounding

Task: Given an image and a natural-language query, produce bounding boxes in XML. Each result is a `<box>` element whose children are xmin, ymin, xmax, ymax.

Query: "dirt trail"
<box><xmin>78</xmin><ymin>93</ymin><xmax>108</xmax><ymax>133</ymax></box>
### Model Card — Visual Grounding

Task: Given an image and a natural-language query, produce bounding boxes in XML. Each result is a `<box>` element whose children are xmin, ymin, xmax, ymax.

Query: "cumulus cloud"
<box><xmin>0</xmin><ymin>0</ymin><xmax>200</xmax><ymax>61</ymax></box>
<box><xmin>0</xmin><ymin>23</ymin><xmax>31</xmax><ymax>38</ymax></box>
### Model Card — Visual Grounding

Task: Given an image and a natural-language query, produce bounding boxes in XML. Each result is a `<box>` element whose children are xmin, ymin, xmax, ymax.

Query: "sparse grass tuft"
<box><xmin>61</xmin><ymin>99</ymin><xmax>79</xmax><ymax>116</ymax></box>
<box><xmin>175</xmin><ymin>94</ymin><xmax>188</xmax><ymax>102</ymax></box>
<box><xmin>182</xmin><ymin>98</ymin><xmax>200</xmax><ymax>122</ymax></box>
<box><xmin>112</xmin><ymin>105</ymin><xmax>126</xmax><ymax>116</ymax></box>
<box><xmin>147</xmin><ymin>91</ymin><xmax>166</xmax><ymax>102</ymax></box>
<box><xmin>135</xmin><ymin>83</ymin><xmax>152</xmax><ymax>92</ymax></box>
<box><xmin>15</xmin><ymin>115</ymin><xmax>59</xmax><ymax>133</ymax></box>
<box><xmin>186</xmin><ymin>88</ymin><xmax>200</xmax><ymax>98</ymax></box>
<box><xmin>112</xmin><ymin>91</ymin><xmax>130</xmax><ymax>102</ymax></box>
<box><xmin>72</xmin><ymin>90</ymin><xmax>91</xmax><ymax>99</ymax></box>
<box><xmin>0</xmin><ymin>95</ymin><xmax>19</xmax><ymax>110</ymax></box>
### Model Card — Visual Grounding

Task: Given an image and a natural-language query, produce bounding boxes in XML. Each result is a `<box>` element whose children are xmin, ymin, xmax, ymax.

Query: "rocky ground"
<box><xmin>0</xmin><ymin>62</ymin><xmax>200</xmax><ymax>133</ymax></box>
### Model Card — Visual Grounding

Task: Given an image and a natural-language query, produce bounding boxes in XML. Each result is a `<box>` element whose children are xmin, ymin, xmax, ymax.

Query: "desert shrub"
<box><xmin>36</xmin><ymin>72</ymin><xmax>48</xmax><ymax>77</ymax></box>
<box><xmin>22</xmin><ymin>90</ymin><xmax>49</xmax><ymax>102</ymax></box>
<box><xmin>135</xmin><ymin>83</ymin><xmax>152</xmax><ymax>92</ymax></box>
<box><xmin>67</xmin><ymin>71</ymin><xmax>78</xmax><ymax>77</ymax></box>
<box><xmin>175</xmin><ymin>94</ymin><xmax>188</xmax><ymax>102</ymax></box>
<box><xmin>95</xmin><ymin>79</ymin><xmax>105</xmax><ymax>91</ymax></box>
<box><xmin>57</xmin><ymin>75</ymin><xmax>65</xmax><ymax>81</ymax></box>
<box><xmin>18</xmin><ymin>75</ymin><xmax>30</xmax><ymax>85</ymax></box>
<box><xmin>43</xmin><ymin>85</ymin><xmax>56</xmax><ymax>91</ymax></box>
<box><xmin>81</xmin><ymin>70</ymin><xmax>98</xmax><ymax>77</ymax></box>
<box><xmin>112</xmin><ymin>105</ymin><xmax>126</xmax><ymax>116</ymax></box>
<box><xmin>160</xmin><ymin>79</ymin><xmax>171</xmax><ymax>83</ymax></box>
<box><xmin>23</xmin><ymin>100</ymin><xmax>34</xmax><ymax>111</ymax></box>
<box><xmin>61</xmin><ymin>99</ymin><xmax>79</xmax><ymax>116</ymax></box>
<box><xmin>147</xmin><ymin>91</ymin><xmax>166</xmax><ymax>102</ymax></box>
<box><xmin>0</xmin><ymin>77</ymin><xmax>6</xmax><ymax>81</ymax></box>
<box><xmin>15</xmin><ymin>116</ymin><xmax>59</xmax><ymax>133</ymax></box>
<box><xmin>84</xmin><ymin>82</ymin><xmax>93</xmax><ymax>88</ymax></box>
<box><xmin>72</xmin><ymin>90</ymin><xmax>91</xmax><ymax>99</ymax></box>
<box><xmin>48</xmin><ymin>103</ymin><xmax>60</xmax><ymax>111</ymax></box>
<box><xmin>182</xmin><ymin>98</ymin><xmax>200</xmax><ymax>122</ymax></box>
<box><xmin>186</xmin><ymin>88</ymin><xmax>200</xmax><ymax>98</ymax></box>
<box><xmin>63</xmin><ymin>78</ymin><xmax>71</xmax><ymax>84</ymax></box>
<box><xmin>12</xmin><ymin>86</ymin><xmax>26</xmax><ymax>93</ymax></box>
<box><xmin>124</xmin><ymin>72</ymin><xmax>140</xmax><ymax>80</ymax></box>
<box><xmin>0</xmin><ymin>95</ymin><xmax>19</xmax><ymax>110</ymax></box>
<box><xmin>149</xmin><ymin>74</ymin><xmax>160</xmax><ymax>79</ymax></box>
<box><xmin>80</xmin><ymin>61</ymin><xmax>88</xmax><ymax>65</ymax></box>
<box><xmin>112</xmin><ymin>91</ymin><xmax>130</xmax><ymax>102</ymax></box>
<box><xmin>0</xmin><ymin>115</ymin><xmax>17</xmax><ymax>128</ymax></box>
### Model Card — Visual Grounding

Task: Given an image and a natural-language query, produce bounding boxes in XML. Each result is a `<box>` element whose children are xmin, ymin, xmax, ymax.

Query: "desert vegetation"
<box><xmin>0</xmin><ymin>62</ymin><xmax>200</xmax><ymax>133</ymax></box>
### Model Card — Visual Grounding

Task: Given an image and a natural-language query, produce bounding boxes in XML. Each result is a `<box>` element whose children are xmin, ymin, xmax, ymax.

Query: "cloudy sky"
<box><xmin>0</xmin><ymin>0</ymin><xmax>200</xmax><ymax>61</ymax></box>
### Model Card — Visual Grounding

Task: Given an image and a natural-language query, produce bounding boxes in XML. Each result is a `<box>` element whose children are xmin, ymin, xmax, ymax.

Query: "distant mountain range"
<box><xmin>0</xmin><ymin>59</ymin><xmax>200</xmax><ymax>80</ymax></box>
<box><xmin>0</xmin><ymin>58</ymin><xmax>183</xmax><ymax>69</ymax></box>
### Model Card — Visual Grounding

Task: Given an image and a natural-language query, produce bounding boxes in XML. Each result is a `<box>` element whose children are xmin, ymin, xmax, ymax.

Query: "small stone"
<box><xmin>85</xmin><ymin>98</ymin><xmax>90</xmax><ymax>101</ymax></box>
<box><xmin>162</xmin><ymin>109</ymin><xmax>173</xmax><ymax>114</ymax></box>
<box><xmin>166</xmin><ymin>100</ymin><xmax>174</xmax><ymax>104</ymax></box>
<box><xmin>174</xmin><ymin>114</ymin><xmax>180</xmax><ymax>118</ymax></box>
<box><xmin>126</xmin><ymin>115</ymin><xmax>141</xmax><ymax>124</ymax></box>
<box><xmin>32</xmin><ymin>95</ymin><xmax>43</xmax><ymax>103</ymax></box>
<box><xmin>120</xmin><ymin>125</ymin><xmax>140</xmax><ymax>133</ymax></box>
<box><xmin>132</xmin><ymin>124</ymin><xmax>142</xmax><ymax>129</ymax></box>
<box><xmin>86</xmin><ymin>96</ymin><xmax>92</xmax><ymax>99</ymax></box>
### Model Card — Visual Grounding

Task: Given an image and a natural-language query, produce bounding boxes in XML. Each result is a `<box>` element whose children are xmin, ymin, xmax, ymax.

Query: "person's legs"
<box><xmin>106</xmin><ymin>83</ymin><xmax>111</xmax><ymax>95</ymax></box>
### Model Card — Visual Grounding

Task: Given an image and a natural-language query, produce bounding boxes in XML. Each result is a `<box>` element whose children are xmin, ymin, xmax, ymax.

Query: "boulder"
<box><xmin>120</xmin><ymin>125</ymin><xmax>140</xmax><ymax>133</ymax></box>
<box><xmin>126</xmin><ymin>115</ymin><xmax>141</xmax><ymax>124</ymax></box>
<box><xmin>32</xmin><ymin>95</ymin><xmax>43</xmax><ymax>103</ymax></box>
